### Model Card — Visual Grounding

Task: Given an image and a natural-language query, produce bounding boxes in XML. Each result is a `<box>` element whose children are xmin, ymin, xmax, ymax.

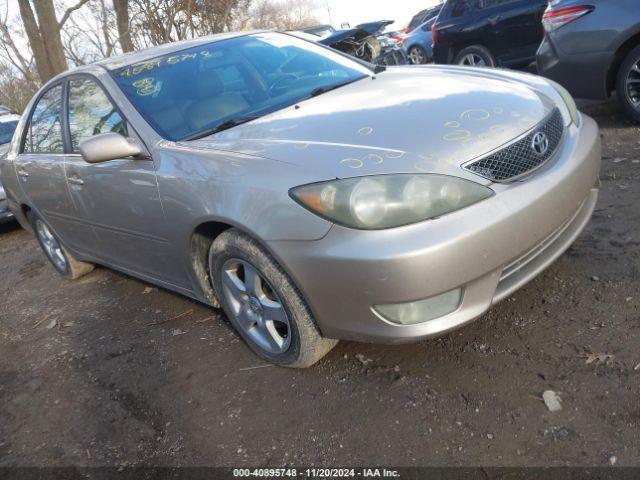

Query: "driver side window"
<box><xmin>68</xmin><ymin>78</ymin><xmax>128</xmax><ymax>152</ymax></box>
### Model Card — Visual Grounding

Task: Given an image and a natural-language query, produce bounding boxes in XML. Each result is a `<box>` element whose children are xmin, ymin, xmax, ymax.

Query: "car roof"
<box><xmin>409</xmin><ymin>5</ymin><xmax>442</xmax><ymax>27</ymax></box>
<box><xmin>0</xmin><ymin>113</ymin><xmax>20</xmax><ymax>123</ymax></box>
<box><xmin>87</xmin><ymin>30</ymin><xmax>264</xmax><ymax>72</ymax></box>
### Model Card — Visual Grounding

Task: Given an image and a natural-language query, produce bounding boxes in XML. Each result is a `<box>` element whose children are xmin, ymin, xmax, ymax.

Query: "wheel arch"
<box><xmin>452</xmin><ymin>41</ymin><xmax>494</xmax><ymax>64</ymax></box>
<box><xmin>189</xmin><ymin>219</ymin><xmax>235</xmax><ymax>307</ymax></box>
<box><xmin>187</xmin><ymin>216</ymin><xmax>326</xmax><ymax>339</ymax></box>
<box><xmin>18</xmin><ymin>203</ymin><xmax>34</xmax><ymax>234</ymax></box>
<box><xmin>188</xmin><ymin>217</ymin><xmax>298</xmax><ymax>308</ymax></box>
<box><xmin>607</xmin><ymin>30</ymin><xmax>640</xmax><ymax>95</ymax></box>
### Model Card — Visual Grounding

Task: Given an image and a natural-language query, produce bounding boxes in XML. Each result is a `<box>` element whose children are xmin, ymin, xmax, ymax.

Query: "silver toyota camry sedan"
<box><xmin>0</xmin><ymin>32</ymin><xmax>601</xmax><ymax>367</ymax></box>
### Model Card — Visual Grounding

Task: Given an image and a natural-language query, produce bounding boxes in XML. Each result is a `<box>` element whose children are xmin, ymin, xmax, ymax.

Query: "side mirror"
<box><xmin>79</xmin><ymin>132</ymin><xmax>144</xmax><ymax>164</ymax></box>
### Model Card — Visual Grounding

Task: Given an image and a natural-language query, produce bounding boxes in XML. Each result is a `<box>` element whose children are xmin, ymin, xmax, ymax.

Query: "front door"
<box><xmin>14</xmin><ymin>84</ymin><xmax>82</xmax><ymax>244</ymax></box>
<box><xmin>63</xmin><ymin>76</ymin><xmax>173</xmax><ymax>282</ymax></box>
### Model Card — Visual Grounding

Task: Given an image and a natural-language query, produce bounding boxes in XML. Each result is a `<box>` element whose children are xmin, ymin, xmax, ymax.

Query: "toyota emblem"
<box><xmin>531</xmin><ymin>132</ymin><xmax>550</xmax><ymax>156</ymax></box>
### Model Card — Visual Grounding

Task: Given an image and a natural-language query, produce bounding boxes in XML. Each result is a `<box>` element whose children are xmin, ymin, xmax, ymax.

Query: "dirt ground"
<box><xmin>0</xmin><ymin>100</ymin><xmax>639</xmax><ymax>469</ymax></box>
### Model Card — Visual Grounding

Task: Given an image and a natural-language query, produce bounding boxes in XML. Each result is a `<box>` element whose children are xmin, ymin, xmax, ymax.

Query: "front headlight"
<box><xmin>548</xmin><ymin>79</ymin><xmax>580</xmax><ymax>126</ymax></box>
<box><xmin>290</xmin><ymin>174</ymin><xmax>493</xmax><ymax>230</ymax></box>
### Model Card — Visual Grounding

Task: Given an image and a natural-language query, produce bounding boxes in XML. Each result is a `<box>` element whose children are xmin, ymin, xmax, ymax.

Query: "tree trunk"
<box><xmin>32</xmin><ymin>0</ymin><xmax>68</xmax><ymax>77</ymax></box>
<box><xmin>18</xmin><ymin>0</ymin><xmax>91</xmax><ymax>83</ymax></box>
<box><xmin>113</xmin><ymin>0</ymin><xmax>134</xmax><ymax>52</ymax></box>
<box><xmin>17</xmin><ymin>0</ymin><xmax>53</xmax><ymax>82</ymax></box>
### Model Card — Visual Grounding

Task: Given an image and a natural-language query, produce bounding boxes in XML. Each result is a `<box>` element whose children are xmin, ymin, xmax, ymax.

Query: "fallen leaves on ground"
<box><xmin>583</xmin><ymin>352</ymin><xmax>615</xmax><ymax>366</ymax></box>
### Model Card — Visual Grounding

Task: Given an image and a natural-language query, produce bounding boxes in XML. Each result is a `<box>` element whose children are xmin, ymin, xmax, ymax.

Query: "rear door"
<box><xmin>63</xmin><ymin>75</ymin><xmax>173</xmax><ymax>282</ymax></box>
<box><xmin>13</xmin><ymin>83</ymin><xmax>82</xmax><ymax>243</ymax></box>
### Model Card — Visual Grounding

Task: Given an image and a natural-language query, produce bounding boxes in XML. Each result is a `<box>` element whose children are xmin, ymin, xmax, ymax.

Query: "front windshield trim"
<box><xmin>109</xmin><ymin>32</ymin><xmax>374</xmax><ymax>142</ymax></box>
<box><xmin>107</xmin><ymin>32</ymin><xmax>380</xmax><ymax>77</ymax></box>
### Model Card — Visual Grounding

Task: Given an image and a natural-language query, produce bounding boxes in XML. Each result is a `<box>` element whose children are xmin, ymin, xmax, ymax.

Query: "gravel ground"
<box><xmin>0</xmin><ymin>100</ymin><xmax>639</xmax><ymax>468</ymax></box>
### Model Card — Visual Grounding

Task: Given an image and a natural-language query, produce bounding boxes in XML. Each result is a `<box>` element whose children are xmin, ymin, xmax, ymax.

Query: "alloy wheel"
<box><xmin>35</xmin><ymin>220</ymin><xmax>67</xmax><ymax>272</ymax></box>
<box><xmin>624</xmin><ymin>58</ymin><xmax>640</xmax><ymax>109</ymax></box>
<box><xmin>409</xmin><ymin>47</ymin><xmax>426</xmax><ymax>65</ymax></box>
<box><xmin>459</xmin><ymin>53</ymin><xmax>486</xmax><ymax>67</ymax></box>
<box><xmin>221</xmin><ymin>258</ymin><xmax>291</xmax><ymax>354</ymax></box>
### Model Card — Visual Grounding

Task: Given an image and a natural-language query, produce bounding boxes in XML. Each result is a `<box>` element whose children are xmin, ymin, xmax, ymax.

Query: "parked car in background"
<box><xmin>405</xmin><ymin>4</ymin><xmax>443</xmax><ymax>35</ymax></box>
<box><xmin>537</xmin><ymin>0</ymin><xmax>640</xmax><ymax>122</ymax></box>
<box><xmin>403</xmin><ymin>17</ymin><xmax>437</xmax><ymax>64</ymax></box>
<box><xmin>433</xmin><ymin>0</ymin><xmax>547</xmax><ymax>67</ymax></box>
<box><xmin>0</xmin><ymin>109</ymin><xmax>20</xmax><ymax>223</ymax></box>
<box><xmin>2</xmin><ymin>32</ymin><xmax>600</xmax><ymax>367</ymax></box>
<box><xmin>320</xmin><ymin>20</ymin><xmax>407</xmax><ymax>65</ymax></box>
<box><xmin>300</xmin><ymin>24</ymin><xmax>336</xmax><ymax>39</ymax></box>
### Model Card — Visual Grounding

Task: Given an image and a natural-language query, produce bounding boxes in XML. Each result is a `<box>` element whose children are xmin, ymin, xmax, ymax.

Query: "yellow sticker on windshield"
<box><xmin>119</xmin><ymin>50</ymin><xmax>214</xmax><ymax>78</ymax></box>
<box><xmin>132</xmin><ymin>77</ymin><xmax>160</xmax><ymax>96</ymax></box>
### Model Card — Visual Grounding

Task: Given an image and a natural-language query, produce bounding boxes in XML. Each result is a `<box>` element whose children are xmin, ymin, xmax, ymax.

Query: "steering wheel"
<box><xmin>268</xmin><ymin>74</ymin><xmax>298</xmax><ymax>98</ymax></box>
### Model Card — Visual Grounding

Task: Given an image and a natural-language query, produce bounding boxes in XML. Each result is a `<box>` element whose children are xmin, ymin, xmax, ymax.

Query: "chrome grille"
<box><xmin>464</xmin><ymin>109</ymin><xmax>564</xmax><ymax>182</ymax></box>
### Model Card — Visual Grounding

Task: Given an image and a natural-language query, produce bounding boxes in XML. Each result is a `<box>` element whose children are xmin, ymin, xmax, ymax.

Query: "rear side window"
<box><xmin>451</xmin><ymin>0</ymin><xmax>477</xmax><ymax>17</ymax></box>
<box><xmin>68</xmin><ymin>79</ymin><xmax>128</xmax><ymax>152</ymax></box>
<box><xmin>23</xmin><ymin>85</ymin><xmax>64</xmax><ymax>154</ymax></box>
<box><xmin>409</xmin><ymin>10</ymin><xmax>428</xmax><ymax>29</ymax></box>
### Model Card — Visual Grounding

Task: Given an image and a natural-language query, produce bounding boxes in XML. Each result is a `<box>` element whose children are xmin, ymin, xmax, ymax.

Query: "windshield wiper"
<box><xmin>183</xmin><ymin>115</ymin><xmax>260</xmax><ymax>141</ymax></box>
<box><xmin>374</xmin><ymin>64</ymin><xmax>387</xmax><ymax>74</ymax></box>
<box><xmin>305</xmin><ymin>78</ymin><xmax>362</xmax><ymax>100</ymax></box>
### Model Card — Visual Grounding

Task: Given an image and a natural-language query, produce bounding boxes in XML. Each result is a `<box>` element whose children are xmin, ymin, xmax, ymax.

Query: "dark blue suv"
<box><xmin>432</xmin><ymin>0</ymin><xmax>547</xmax><ymax>67</ymax></box>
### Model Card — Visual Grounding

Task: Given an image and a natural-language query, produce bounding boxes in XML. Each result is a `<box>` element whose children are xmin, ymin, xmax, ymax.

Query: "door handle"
<box><xmin>488</xmin><ymin>15</ymin><xmax>500</xmax><ymax>25</ymax></box>
<box><xmin>68</xmin><ymin>175</ymin><xmax>84</xmax><ymax>186</ymax></box>
<box><xmin>17</xmin><ymin>169</ymin><xmax>29</xmax><ymax>179</ymax></box>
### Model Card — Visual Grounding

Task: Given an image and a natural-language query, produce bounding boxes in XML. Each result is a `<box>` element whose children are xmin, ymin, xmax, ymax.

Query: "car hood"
<box><xmin>186</xmin><ymin>67</ymin><xmax>557</xmax><ymax>182</ymax></box>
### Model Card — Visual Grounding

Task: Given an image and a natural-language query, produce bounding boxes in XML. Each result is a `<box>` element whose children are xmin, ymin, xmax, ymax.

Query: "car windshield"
<box><xmin>0</xmin><ymin>118</ymin><xmax>18</xmax><ymax>145</ymax></box>
<box><xmin>111</xmin><ymin>32</ymin><xmax>372</xmax><ymax>141</ymax></box>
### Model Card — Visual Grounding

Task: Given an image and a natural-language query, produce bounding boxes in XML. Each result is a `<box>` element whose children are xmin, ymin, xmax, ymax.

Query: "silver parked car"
<box><xmin>0</xmin><ymin>32</ymin><xmax>601</xmax><ymax>367</ymax></box>
<box><xmin>0</xmin><ymin>111</ymin><xmax>20</xmax><ymax>223</ymax></box>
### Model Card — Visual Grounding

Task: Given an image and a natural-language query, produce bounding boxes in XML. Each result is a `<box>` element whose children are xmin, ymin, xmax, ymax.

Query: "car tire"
<box><xmin>209</xmin><ymin>228</ymin><xmax>337</xmax><ymax>368</ymax></box>
<box><xmin>30</xmin><ymin>212</ymin><xmax>95</xmax><ymax>280</ymax></box>
<box><xmin>616</xmin><ymin>44</ymin><xmax>640</xmax><ymax>123</ymax></box>
<box><xmin>455</xmin><ymin>45</ymin><xmax>496</xmax><ymax>68</ymax></box>
<box><xmin>408</xmin><ymin>46</ymin><xmax>429</xmax><ymax>65</ymax></box>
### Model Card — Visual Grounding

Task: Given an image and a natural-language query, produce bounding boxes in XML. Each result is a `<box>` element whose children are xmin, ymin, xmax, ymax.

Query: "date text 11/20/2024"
<box><xmin>232</xmin><ymin>468</ymin><xmax>401</xmax><ymax>478</ymax></box>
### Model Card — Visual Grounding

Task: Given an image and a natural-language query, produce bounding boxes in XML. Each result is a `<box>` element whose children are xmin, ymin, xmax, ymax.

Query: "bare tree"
<box><xmin>17</xmin><ymin>0</ymin><xmax>90</xmax><ymax>83</ymax></box>
<box><xmin>62</xmin><ymin>0</ymin><xmax>120</xmax><ymax>65</ymax></box>
<box><xmin>126</xmin><ymin>0</ymin><xmax>260</xmax><ymax>48</ymax></box>
<box><xmin>248</xmin><ymin>0</ymin><xmax>319</xmax><ymax>31</ymax></box>
<box><xmin>113</xmin><ymin>0</ymin><xmax>134</xmax><ymax>52</ymax></box>
<box><xmin>0</xmin><ymin>63</ymin><xmax>39</xmax><ymax>112</ymax></box>
<box><xmin>196</xmin><ymin>0</ymin><xmax>252</xmax><ymax>34</ymax></box>
<box><xmin>0</xmin><ymin>4</ymin><xmax>37</xmax><ymax>86</ymax></box>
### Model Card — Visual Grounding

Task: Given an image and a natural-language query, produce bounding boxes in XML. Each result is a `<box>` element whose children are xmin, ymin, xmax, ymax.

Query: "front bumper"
<box><xmin>268</xmin><ymin>115</ymin><xmax>601</xmax><ymax>343</ymax></box>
